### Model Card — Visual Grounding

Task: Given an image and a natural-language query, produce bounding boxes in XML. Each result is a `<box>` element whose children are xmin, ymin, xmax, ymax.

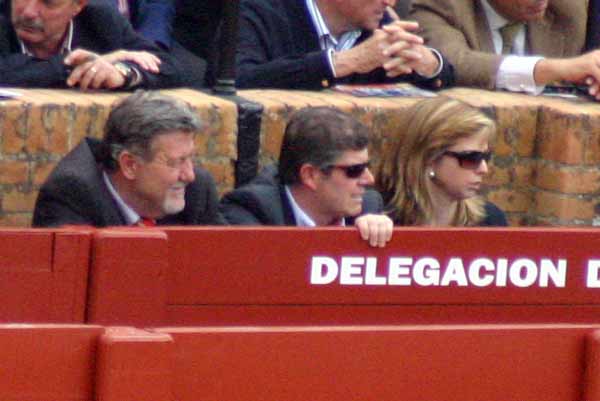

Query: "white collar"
<box><xmin>102</xmin><ymin>171</ymin><xmax>141</xmax><ymax>226</ymax></box>
<box><xmin>19</xmin><ymin>20</ymin><xmax>74</xmax><ymax>57</ymax></box>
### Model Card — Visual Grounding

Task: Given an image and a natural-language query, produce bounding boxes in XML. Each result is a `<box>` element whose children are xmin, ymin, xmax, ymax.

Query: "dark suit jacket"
<box><xmin>219</xmin><ymin>167</ymin><xmax>384</xmax><ymax>226</ymax></box>
<box><xmin>236</xmin><ymin>0</ymin><xmax>454</xmax><ymax>89</ymax></box>
<box><xmin>586</xmin><ymin>0</ymin><xmax>600</xmax><ymax>51</ymax></box>
<box><xmin>0</xmin><ymin>0</ymin><xmax>185</xmax><ymax>88</ymax></box>
<box><xmin>32</xmin><ymin>138</ymin><xmax>224</xmax><ymax>227</ymax></box>
<box><xmin>128</xmin><ymin>0</ymin><xmax>175</xmax><ymax>48</ymax></box>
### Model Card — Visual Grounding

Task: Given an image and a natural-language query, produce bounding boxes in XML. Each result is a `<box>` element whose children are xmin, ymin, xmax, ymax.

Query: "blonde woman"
<box><xmin>376</xmin><ymin>97</ymin><xmax>507</xmax><ymax>226</ymax></box>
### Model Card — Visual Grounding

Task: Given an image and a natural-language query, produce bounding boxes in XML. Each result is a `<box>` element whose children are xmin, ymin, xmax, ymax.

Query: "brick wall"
<box><xmin>0</xmin><ymin>87</ymin><xmax>598</xmax><ymax>227</ymax></box>
<box><xmin>0</xmin><ymin>89</ymin><xmax>237</xmax><ymax>226</ymax></box>
<box><xmin>239</xmin><ymin>88</ymin><xmax>600</xmax><ymax>226</ymax></box>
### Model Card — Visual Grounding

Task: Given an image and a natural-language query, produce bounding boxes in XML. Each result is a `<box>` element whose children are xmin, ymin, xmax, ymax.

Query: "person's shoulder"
<box><xmin>241</xmin><ymin>0</ymin><xmax>302</xmax><ymax>18</ymax></box>
<box><xmin>361</xmin><ymin>189</ymin><xmax>384</xmax><ymax>215</ymax></box>
<box><xmin>76</xmin><ymin>0</ymin><xmax>125</xmax><ymax>24</ymax></box>
<box><xmin>481</xmin><ymin>201</ymin><xmax>508</xmax><ymax>226</ymax></box>
<box><xmin>44</xmin><ymin>139</ymin><xmax>101</xmax><ymax>184</ymax></box>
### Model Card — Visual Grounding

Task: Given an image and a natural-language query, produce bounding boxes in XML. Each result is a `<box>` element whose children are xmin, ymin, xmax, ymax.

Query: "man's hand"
<box><xmin>333</xmin><ymin>29</ymin><xmax>392</xmax><ymax>77</ymax></box>
<box><xmin>102</xmin><ymin>50</ymin><xmax>161</xmax><ymax>74</ymax></box>
<box><xmin>534</xmin><ymin>50</ymin><xmax>600</xmax><ymax>101</ymax></box>
<box><xmin>65</xmin><ymin>50</ymin><xmax>126</xmax><ymax>90</ymax></box>
<box><xmin>381</xmin><ymin>21</ymin><xmax>439</xmax><ymax>78</ymax></box>
<box><xmin>354</xmin><ymin>214</ymin><xmax>393</xmax><ymax>248</ymax></box>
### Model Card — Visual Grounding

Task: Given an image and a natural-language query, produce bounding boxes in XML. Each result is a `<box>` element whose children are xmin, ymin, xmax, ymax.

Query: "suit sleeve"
<box><xmin>104</xmin><ymin>10</ymin><xmax>186</xmax><ymax>89</ymax></box>
<box><xmin>132</xmin><ymin>0</ymin><xmax>175</xmax><ymax>49</ymax></box>
<box><xmin>0</xmin><ymin>16</ymin><xmax>71</xmax><ymax>87</ymax></box>
<box><xmin>410</xmin><ymin>0</ymin><xmax>501</xmax><ymax>89</ymax></box>
<box><xmin>32</xmin><ymin>176</ymin><xmax>97</xmax><ymax>227</ymax></box>
<box><xmin>219</xmin><ymin>189</ymin><xmax>266</xmax><ymax>225</ymax></box>
<box><xmin>235</xmin><ymin>0</ymin><xmax>334</xmax><ymax>89</ymax></box>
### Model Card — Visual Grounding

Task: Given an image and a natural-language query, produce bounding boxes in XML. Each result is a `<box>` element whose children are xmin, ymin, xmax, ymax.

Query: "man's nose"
<box><xmin>20</xmin><ymin>0</ymin><xmax>41</xmax><ymax>18</ymax></box>
<box><xmin>360</xmin><ymin>167</ymin><xmax>375</xmax><ymax>185</ymax></box>
<box><xmin>179</xmin><ymin>158</ymin><xmax>195</xmax><ymax>183</ymax></box>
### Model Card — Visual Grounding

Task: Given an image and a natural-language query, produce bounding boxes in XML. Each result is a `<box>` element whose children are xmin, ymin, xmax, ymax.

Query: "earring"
<box><xmin>428</xmin><ymin>170</ymin><xmax>436</xmax><ymax>179</ymax></box>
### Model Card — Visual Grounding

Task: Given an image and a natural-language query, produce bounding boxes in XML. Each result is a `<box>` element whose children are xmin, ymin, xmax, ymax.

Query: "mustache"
<box><xmin>13</xmin><ymin>17</ymin><xmax>44</xmax><ymax>32</ymax></box>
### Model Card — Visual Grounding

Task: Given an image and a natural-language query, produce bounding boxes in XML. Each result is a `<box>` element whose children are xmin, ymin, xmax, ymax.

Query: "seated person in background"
<box><xmin>102</xmin><ymin>0</ymin><xmax>175</xmax><ymax>50</ymax></box>
<box><xmin>0</xmin><ymin>0</ymin><xmax>186</xmax><ymax>89</ymax></box>
<box><xmin>220</xmin><ymin>107</ymin><xmax>393</xmax><ymax>248</ymax></box>
<box><xmin>98</xmin><ymin>0</ymin><xmax>208</xmax><ymax>86</ymax></box>
<box><xmin>410</xmin><ymin>0</ymin><xmax>600</xmax><ymax>99</ymax></box>
<box><xmin>375</xmin><ymin>97</ymin><xmax>508</xmax><ymax>226</ymax></box>
<box><xmin>33</xmin><ymin>91</ymin><xmax>224</xmax><ymax>227</ymax></box>
<box><xmin>236</xmin><ymin>0</ymin><xmax>454</xmax><ymax>90</ymax></box>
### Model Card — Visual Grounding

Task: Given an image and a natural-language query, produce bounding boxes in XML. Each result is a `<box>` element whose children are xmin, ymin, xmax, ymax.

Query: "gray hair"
<box><xmin>101</xmin><ymin>91</ymin><xmax>202</xmax><ymax>171</ymax></box>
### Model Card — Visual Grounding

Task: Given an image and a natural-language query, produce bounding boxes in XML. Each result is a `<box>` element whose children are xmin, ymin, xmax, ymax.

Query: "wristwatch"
<box><xmin>113</xmin><ymin>62</ymin><xmax>135</xmax><ymax>87</ymax></box>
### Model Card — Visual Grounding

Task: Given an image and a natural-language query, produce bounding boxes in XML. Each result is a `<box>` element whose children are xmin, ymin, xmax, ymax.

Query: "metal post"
<box><xmin>213</xmin><ymin>0</ymin><xmax>240</xmax><ymax>95</ymax></box>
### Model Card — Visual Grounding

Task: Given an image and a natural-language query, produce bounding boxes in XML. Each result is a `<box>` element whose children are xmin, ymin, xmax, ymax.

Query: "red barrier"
<box><xmin>0</xmin><ymin>229</ymin><xmax>91</xmax><ymax>322</ymax></box>
<box><xmin>87</xmin><ymin>229</ymin><xmax>168</xmax><ymax>325</ymax></box>
<box><xmin>155</xmin><ymin>324</ymin><xmax>600</xmax><ymax>401</ymax></box>
<box><xmin>0</xmin><ymin>324</ymin><xmax>103</xmax><ymax>400</ymax></box>
<box><xmin>95</xmin><ymin>327</ymin><xmax>174</xmax><ymax>401</ymax></box>
<box><xmin>88</xmin><ymin>227</ymin><xmax>600</xmax><ymax>325</ymax></box>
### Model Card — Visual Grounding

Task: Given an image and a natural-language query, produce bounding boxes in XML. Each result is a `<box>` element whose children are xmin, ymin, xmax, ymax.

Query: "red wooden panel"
<box><xmin>155</xmin><ymin>324</ymin><xmax>600</xmax><ymax>401</ymax></box>
<box><xmin>0</xmin><ymin>229</ymin><xmax>91</xmax><ymax>322</ymax></box>
<box><xmin>0</xmin><ymin>324</ymin><xmax>103</xmax><ymax>401</ymax></box>
<box><xmin>158</xmin><ymin>227</ymin><xmax>600</xmax><ymax>324</ymax></box>
<box><xmin>95</xmin><ymin>327</ymin><xmax>174</xmax><ymax>401</ymax></box>
<box><xmin>87</xmin><ymin>229</ymin><xmax>168</xmax><ymax>325</ymax></box>
<box><xmin>166</xmin><ymin>305</ymin><xmax>600</xmax><ymax>326</ymax></box>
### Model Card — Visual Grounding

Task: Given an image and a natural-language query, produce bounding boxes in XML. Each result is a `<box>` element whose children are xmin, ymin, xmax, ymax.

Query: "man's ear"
<box><xmin>72</xmin><ymin>0</ymin><xmax>87</xmax><ymax>17</ymax></box>
<box><xmin>118</xmin><ymin>151</ymin><xmax>140</xmax><ymax>180</ymax></box>
<box><xmin>298</xmin><ymin>163</ymin><xmax>321</xmax><ymax>191</ymax></box>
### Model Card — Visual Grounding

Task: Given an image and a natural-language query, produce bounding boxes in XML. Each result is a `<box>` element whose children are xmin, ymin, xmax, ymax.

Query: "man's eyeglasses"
<box><xmin>323</xmin><ymin>162</ymin><xmax>370</xmax><ymax>178</ymax></box>
<box><xmin>443</xmin><ymin>151</ymin><xmax>491</xmax><ymax>170</ymax></box>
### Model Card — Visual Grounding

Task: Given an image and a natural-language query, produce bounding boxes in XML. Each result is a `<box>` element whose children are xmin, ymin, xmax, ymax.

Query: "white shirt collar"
<box><xmin>19</xmin><ymin>21</ymin><xmax>74</xmax><ymax>56</ymax></box>
<box><xmin>284</xmin><ymin>185</ymin><xmax>345</xmax><ymax>227</ymax></box>
<box><xmin>102</xmin><ymin>171</ymin><xmax>140</xmax><ymax>226</ymax></box>
<box><xmin>480</xmin><ymin>0</ymin><xmax>526</xmax><ymax>55</ymax></box>
<box><xmin>481</xmin><ymin>0</ymin><xmax>509</xmax><ymax>31</ymax></box>
<box><xmin>305</xmin><ymin>0</ymin><xmax>362</xmax><ymax>51</ymax></box>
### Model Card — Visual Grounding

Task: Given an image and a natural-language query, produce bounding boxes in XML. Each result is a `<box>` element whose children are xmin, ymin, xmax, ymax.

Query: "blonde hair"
<box><xmin>376</xmin><ymin>97</ymin><xmax>497</xmax><ymax>226</ymax></box>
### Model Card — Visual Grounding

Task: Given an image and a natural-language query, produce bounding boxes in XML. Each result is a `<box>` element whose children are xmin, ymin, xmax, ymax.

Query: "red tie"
<box><xmin>137</xmin><ymin>217</ymin><xmax>156</xmax><ymax>227</ymax></box>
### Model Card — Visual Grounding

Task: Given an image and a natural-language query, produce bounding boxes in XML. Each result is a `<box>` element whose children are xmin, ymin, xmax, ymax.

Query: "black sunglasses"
<box><xmin>324</xmin><ymin>161</ymin><xmax>371</xmax><ymax>178</ymax></box>
<box><xmin>443</xmin><ymin>151</ymin><xmax>492</xmax><ymax>169</ymax></box>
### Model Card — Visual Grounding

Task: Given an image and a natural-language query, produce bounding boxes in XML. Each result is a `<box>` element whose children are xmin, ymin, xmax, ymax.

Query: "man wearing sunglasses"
<box><xmin>219</xmin><ymin>107</ymin><xmax>393</xmax><ymax>248</ymax></box>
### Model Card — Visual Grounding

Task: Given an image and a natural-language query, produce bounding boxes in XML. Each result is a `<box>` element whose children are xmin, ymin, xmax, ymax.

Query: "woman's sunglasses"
<box><xmin>323</xmin><ymin>162</ymin><xmax>370</xmax><ymax>178</ymax></box>
<box><xmin>443</xmin><ymin>151</ymin><xmax>492</xmax><ymax>170</ymax></box>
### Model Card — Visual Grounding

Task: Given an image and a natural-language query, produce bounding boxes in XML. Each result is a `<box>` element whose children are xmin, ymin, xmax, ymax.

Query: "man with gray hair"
<box><xmin>33</xmin><ymin>91</ymin><xmax>224</xmax><ymax>227</ymax></box>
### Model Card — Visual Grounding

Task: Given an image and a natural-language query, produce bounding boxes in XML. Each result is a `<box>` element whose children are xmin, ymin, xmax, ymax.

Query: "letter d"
<box><xmin>310</xmin><ymin>256</ymin><xmax>339</xmax><ymax>284</ymax></box>
<box><xmin>587</xmin><ymin>260</ymin><xmax>600</xmax><ymax>288</ymax></box>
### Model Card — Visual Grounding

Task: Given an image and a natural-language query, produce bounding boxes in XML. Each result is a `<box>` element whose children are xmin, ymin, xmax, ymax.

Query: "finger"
<box><xmin>356</xmin><ymin>219</ymin><xmax>370</xmax><ymax>242</ymax></box>
<box><xmin>386</xmin><ymin>5</ymin><xmax>400</xmax><ymax>21</ymax></box>
<box><xmin>66</xmin><ymin>62</ymin><xmax>90</xmax><ymax>86</ymax></box>
<box><xmin>382</xmin><ymin>40</ymin><xmax>411</xmax><ymax>57</ymax></box>
<box><xmin>90</xmin><ymin>67</ymin><xmax>111</xmax><ymax>89</ymax></box>
<box><xmin>383</xmin><ymin>29</ymin><xmax>424</xmax><ymax>46</ymax></box>
<box><xmin>383</xmin><ymin>57</ymin><xmax>413</xmax><ymax>75</ymax></box>
<box><xmin>64</xmin><ymin>49</ymin><xmax>95</xmax><ymax>66</ymax></box>
<box><xmin>382</xmin><ymin>20</ymin><xmax>420</xmax><ymax>33</ymax></box>
<box><xmin>79</xmin><ymin>64</ymin><xmax>99</xmax><ymax>90</ymax></box>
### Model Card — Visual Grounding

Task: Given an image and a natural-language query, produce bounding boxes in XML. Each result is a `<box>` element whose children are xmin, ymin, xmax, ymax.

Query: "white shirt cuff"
<box><xmin>496</xmin><ymin>55</ymin><xmax>545</xmax><ymax>95</ymax></box>
<box><xmin>326</xmin><ymin>49</ymin><xmax>337</xmax><ymax>78</ymax></box>
<box><xmin>417</xmin><ymin>47</ymin><xmax>443</xmax><ymax>79</ymax></box>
